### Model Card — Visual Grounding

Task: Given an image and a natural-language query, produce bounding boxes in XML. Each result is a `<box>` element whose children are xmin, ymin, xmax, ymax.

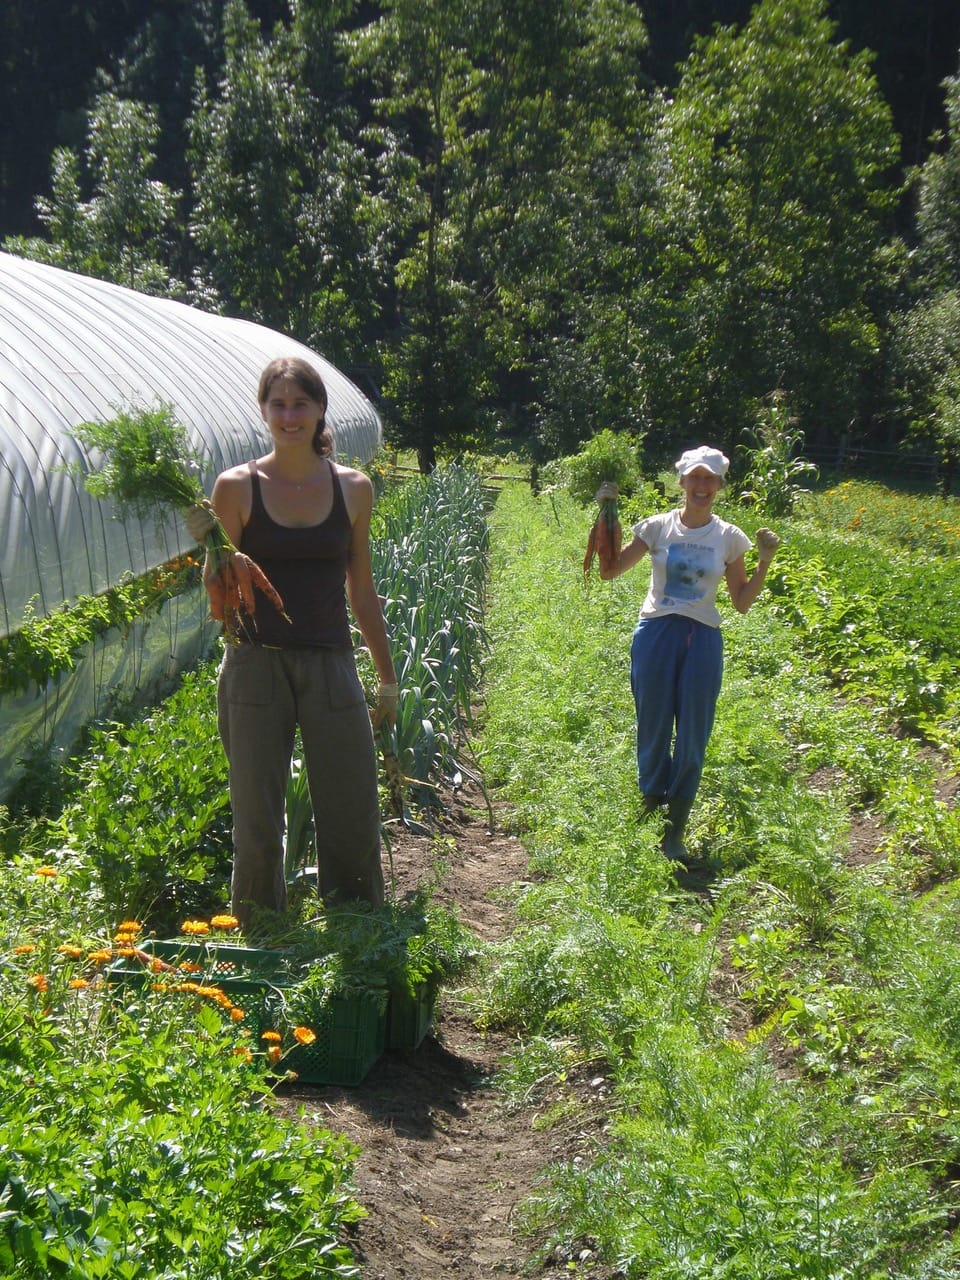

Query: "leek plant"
<box><xmin>368</xmin><ymin>466</ymin><xmax>489</xmax><ymax>801</ymax></box>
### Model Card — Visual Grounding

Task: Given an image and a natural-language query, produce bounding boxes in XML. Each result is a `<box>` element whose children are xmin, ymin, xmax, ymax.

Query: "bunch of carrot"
<box><xmin>72</xmin><ymin>403</ymin><xmax>288</xmax><ymax>641</ymax></box>
<box><xmin>583</xmin><ymin>492</ymin><xmax>622</xmax><ymax>576</ymax></box>
<box><xmin>194</xmin><ymin>502</ymin><xmax>291</xmax><ymax>641</ymax></box>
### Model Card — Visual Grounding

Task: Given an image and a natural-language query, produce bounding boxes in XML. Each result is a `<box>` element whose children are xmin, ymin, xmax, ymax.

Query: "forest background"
<box><xmin>4</xmin><ymin>0</ymin><xmax>960</xmax><ymax>476</ymax></box>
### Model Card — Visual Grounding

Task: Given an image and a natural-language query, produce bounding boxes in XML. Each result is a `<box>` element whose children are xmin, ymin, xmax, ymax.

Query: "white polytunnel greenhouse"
<box><xmin>0</xmin><ymin>251</ymin><xmax>383</xmax><ymax>797</ymax></box>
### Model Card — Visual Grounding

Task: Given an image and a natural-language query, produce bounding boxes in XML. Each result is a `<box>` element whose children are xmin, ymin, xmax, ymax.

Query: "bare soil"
<box><xmin>273</xmin><ymin>784</ymin><xmax>619</xmax><ymax>1279</ymax></box>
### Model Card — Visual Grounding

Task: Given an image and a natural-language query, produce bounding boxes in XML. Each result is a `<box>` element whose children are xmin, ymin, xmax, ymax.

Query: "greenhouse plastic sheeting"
<box><xmin>0</xmin><ymin>252</ymin><xmax>383</xmax><ymax>796</ymax></box>
<box><xmin>0</xmin><ymin>252</ymin><xmax>382</xmax><ymax>637</ymax></box>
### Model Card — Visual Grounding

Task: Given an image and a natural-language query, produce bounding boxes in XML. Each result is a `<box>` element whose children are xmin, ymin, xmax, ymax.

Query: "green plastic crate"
<box><xmin>106</xmin><ymin>959</ymin><xmax>286</xmax><ymax>1037</ymax></box>
<box><xmin>142</xmin><ymin>938</ymin><xmax>292</xmax><ymax>978</ymax></box>
<box><xmin>281</xmin><ymin>991</ymin><xmax>387</xmax><ymax>1085</ymax></box>
<box><xmin>386</xmin><ymin>981</ymin><xmax>437</xmax><ymax>1052</ymax></box>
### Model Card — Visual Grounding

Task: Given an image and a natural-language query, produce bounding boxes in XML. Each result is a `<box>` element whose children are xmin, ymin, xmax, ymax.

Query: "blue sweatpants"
<box><xmin>630</xmin><ymin>614</ymin><xmax>723</xmax><ymax>802</ymax></box>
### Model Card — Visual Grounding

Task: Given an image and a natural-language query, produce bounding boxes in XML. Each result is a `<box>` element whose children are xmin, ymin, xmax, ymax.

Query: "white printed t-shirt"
<box><xmin>633</xmin><ymin>509</ymin><xmax>752</xmax><ymax>629</ymax></box>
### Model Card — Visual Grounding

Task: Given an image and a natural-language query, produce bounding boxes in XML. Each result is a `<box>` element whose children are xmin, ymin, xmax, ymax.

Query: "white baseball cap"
<box><xmin>675</xmin><ymin>445</ymin><xmax>729</xmax><ymax>479</ymax></box>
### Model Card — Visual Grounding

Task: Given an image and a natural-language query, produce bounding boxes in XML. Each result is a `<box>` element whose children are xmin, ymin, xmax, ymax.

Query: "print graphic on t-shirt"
<box><xmin>663</xmin><ymin>543</ymin><xmax>713</xmax><ymax>603</ymax></box>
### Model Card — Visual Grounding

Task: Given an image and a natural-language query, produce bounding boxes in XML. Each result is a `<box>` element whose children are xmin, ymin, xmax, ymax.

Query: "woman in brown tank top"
<box><xmin>187</xmin><ymin>356</ymin><xmax>398</xmax><ymax>928</ymax></box>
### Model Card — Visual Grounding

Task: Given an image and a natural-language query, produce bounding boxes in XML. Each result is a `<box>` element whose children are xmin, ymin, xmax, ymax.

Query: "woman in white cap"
<box><xmin>597</xmin><ymin>446</ymin><xmax>779</xmax><ymax>861</ymax></box>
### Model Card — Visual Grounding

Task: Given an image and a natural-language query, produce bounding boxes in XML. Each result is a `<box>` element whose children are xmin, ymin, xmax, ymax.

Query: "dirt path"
<box><xmin>273</xmin><ymin>788</ymin><xmax>615</xmax><ymax>1279</ymax></box>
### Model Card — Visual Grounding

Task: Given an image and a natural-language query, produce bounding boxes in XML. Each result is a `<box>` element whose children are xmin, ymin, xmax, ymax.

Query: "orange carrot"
<box><xmin>583</xmin><ymin>520</ymin><xmax>598</xmax><ymax>575</ymax></box>
<box><xmin>243</xmin><ymin>555</ymin><xmax>292</xmax><ymax>622</ymax></box>
<box><xmin>599</xmin><ymin>498</ymin><xmax>621</xmax><ymax>575</ymax></box>
<box><xmin>585</xmin><ymin>496</ymin><xmax>621</xmax><ymax>576</ymax></box>
<box><xmin>231</xmin><ymin>553</ymin><xmax>257</xmax><ymax>614</ymax></box>
<box><xmin>206</xmin><ymin>568</ymin><xmax>227</xmax><ymax>621</ymax></box>
<box><xmin>596</xmin><ymin>506</ymin><xmax>611</xmax><ymax>570</ymax></box>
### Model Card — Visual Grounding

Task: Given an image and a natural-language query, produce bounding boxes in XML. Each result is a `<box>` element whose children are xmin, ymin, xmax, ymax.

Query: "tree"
<box><xmin>630</xmin><ymin>0</ymin><xmax>901</xmax><ymax>456</ymax></box>
<box><xmin>187</xmin><ymin>0</ymin><xmax>384</xmax><ymax>365</ymax></box>
<box><xmin>4</xmin><ymin>92</ymin><xmax>181</xmax><ymax>295</ymax></box>
<box><xmin>345</xmin><ymin>0</ymin><xmax>650</xmax><ymax>467</ymax></box>
<box><xmin>894</xmin><ymin>64</ymin><xmax>960</xmax><ymax>482</ymax></box>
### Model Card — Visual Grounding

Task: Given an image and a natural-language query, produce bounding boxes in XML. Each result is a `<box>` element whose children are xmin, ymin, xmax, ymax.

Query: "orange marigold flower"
<box><xmin>34</xmin><ymin>866</ymin><xmax>58</xmax><ymax>878</ymax></box>
<box><xmin>293</xmin><ymin>1026</ymin><xmax>316</xmax><ymax>1046</ymax></box>
<box><xmin>181</xmin><ymin>920</ymin><xmax>210</xmax><ymax>935</ymax></box>
<box><xmin>57</xmin><ymin>945</ymin><xmax>84</xmax><ymax>960</ymax></box>
<box><xmin>261</xmin><ymin>1030</ymin><xmax>282</xmax><ymax>1043</ymax></box>
<box><xmin>180</xmin><ymin>961</ymin><xmax>203</xmax><ymax>973</ymax></box>
<box><xmin>118</xmin><ymin>920</ymin><xmax>142</xmax><ymax>933</ymax></box>
<box><xmin>116</xmin><ymin>947</ymin><xmax>135</xmax><ymax>958</ymax></box>
<box><xmin>233</xmin><ymin>1046</ymin><xmax>253</xmax><ymax>1063</ymax></box>
<box><xmin>267</xmin><ymin>1045</ymin><xmax>282</xmax><ymax>1064</ymax></box>
<box><xmin>27</xmin><ymin>974</ymin><xmax>48</xmax><ymax>992</ymax></box>
<box><xmin>68</xmin><ymin>978</ymin><xmax>90</xmax><ymax>990</ymax></box>
<box><xmin>13</xmin><ymin>944</ymin><xmax>36</xmax><ymax>955</ymax></box>
<box><xmin>210</xmin><ymin>914</ymin><xmax>240</xmax><ymax>931</ymax></box>
<box><xmin>87</xmin><ymin>950</ymin><xmax>113</xmax><ymax>964</ymax></box>
<box><xmin>230</xmin><ymin>1007</ymin><xmax>245</xmax><ymax>1022</ymax></box>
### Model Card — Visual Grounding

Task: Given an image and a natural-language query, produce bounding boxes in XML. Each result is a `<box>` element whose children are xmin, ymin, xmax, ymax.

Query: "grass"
<box><xmin>478</xmin><ymin>481</ymin><xmax>960</xmax><ymax>1278</ymax></box>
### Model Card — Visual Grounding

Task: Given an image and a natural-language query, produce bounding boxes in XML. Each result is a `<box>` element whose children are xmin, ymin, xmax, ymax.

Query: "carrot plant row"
<box><xmin>477</xmin><ymin>479</ymin><xmax>960</xmax><ymax>1278</ymax></box>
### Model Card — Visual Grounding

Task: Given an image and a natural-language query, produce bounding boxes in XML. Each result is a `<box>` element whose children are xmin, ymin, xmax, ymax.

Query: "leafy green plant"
<box><xmin>0</xmin><ymin>997</ymin><xmax>364</xmax><ymax>1278</ymax></box>
<box><xmin>54</xmin><ymin>661</ymin><xmax>231</xmax><ymax>931</ymax></box>
<box><xmin>738</xmin><ymin>393</ymin><xmax>819</xmax><ymax>517</ymax></box>
<box><xmin>563</xmin><ymin>428</ymin><xmax>644</xmax><ymax>506</ymax></box>
<box><xmin>480</xmin><ymin>478</ymin><xmax>960</xmax><ymax>1276</ymax></box>
<box><xmin>286</xmin><ymin>894</ymin><xmax>482</xmax><ymax>1004</ymax></box>
<box><xmin>0</xmin><ymin>554</ymin><xmax>201</xmax><ymax>698</ymax></box>
<box><xmin>70</xmin><ymin>402</ymin><xmax>208</xmax><ymax>525</ymax></box>
<box><xmin>367</xmin><ymin>466</ymin><xmax>490</xmax><ymax>797</ymax></box>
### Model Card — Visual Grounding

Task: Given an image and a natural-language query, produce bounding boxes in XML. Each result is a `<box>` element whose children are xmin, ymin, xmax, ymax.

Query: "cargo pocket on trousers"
<box><xmin>325</xmin><ymin>649</ymin><xmax>366</xmax><ymax>711</ymax></box>
<box><xmin>219</xmin><ymin>645</ymin><xmax>275</xmax><ymax>706</ymax></box>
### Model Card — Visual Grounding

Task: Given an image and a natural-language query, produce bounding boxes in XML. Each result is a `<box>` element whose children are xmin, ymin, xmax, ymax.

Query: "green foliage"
<box><xmin>70</xmin><ymin>402</ymin><xmax>204</xmax><ymax>522</ymax></box>
<box><xmin>481</xmin><ymin>478</ymin><xmax>960</xmax><ymax>1276</ymax></box>
<box><xmin>0</xmin><ymin>984</ymin><xmax>363</xmax><ymax>1278</ymax></box>
<box><xmin>279</xmin><ymin>894</ymin><xmax>481</xmax><ymax>1016</ymax></box>
<box><xmin>563</xmin><ymin>428</ymin><xmax>645</xmax><ymax>506</ymax></box>
<box><xmin>54</xmin><ymin>662</ymin><xmax>231</xmax><ymax>932</ymax></box>
<box><xmin>367</xmin><ymin>466</ymin><xmax>490</xmax><ymax>798</ymax></box>
<box><xmin>737</xmin><ymin>393</ymin><xmax>819</xmax><ymax>517</ymax></box>
<box><xmin>188</xmin><ymin>0</ymin><xmax>381</xmax><ymax>359</ymax></box>
<box><xmin>632</xmin><ymin>0</ymin><xmax>900</xmax><ymax>445</ymax></box>
<box><xmin>3</xmin><ymin>92</ymin><xmax>181</xmax><ymax>296</ymax></box>
<box><xmin>0</xmin><ymin>555</ymin><xmax>201</xmax><ymax>698</ymax></box>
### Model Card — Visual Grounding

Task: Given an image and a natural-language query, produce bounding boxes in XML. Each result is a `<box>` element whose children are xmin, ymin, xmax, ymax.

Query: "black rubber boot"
<box><xmin>641</xmin><ymin>794</ymin><xmax>666</xmax><ymax>817</ymax></box>
<box><xmin>662</xmin><ymin>796</ymin><xmax>694</xmax><ymax>862</ymax></box>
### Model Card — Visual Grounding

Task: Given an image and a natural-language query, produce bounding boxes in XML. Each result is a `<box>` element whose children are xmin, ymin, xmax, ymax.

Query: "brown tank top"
<box><xmin>238</xmin><ymin>460</ymin><xmax>352</xmax><ymax>648</ymax></box>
